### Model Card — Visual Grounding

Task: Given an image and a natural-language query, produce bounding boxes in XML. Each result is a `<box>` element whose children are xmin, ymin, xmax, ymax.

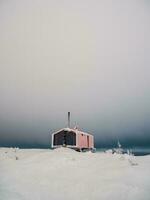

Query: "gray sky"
<box><xmin>0</xmin><ymin>0</ymin><xmax>150</xmax><ymax>147</ymax></box>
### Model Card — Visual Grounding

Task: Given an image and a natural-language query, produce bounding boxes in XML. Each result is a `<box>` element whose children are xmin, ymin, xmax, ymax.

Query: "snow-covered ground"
<box><xmin>0</xmin><ymin>147</ymin><xmax>150</xmax><ymax>200</ymax></box>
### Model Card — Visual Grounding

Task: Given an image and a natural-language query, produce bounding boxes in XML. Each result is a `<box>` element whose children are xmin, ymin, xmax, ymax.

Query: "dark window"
<box><xmin>54</xmin><ymin>130</ymin><xmax>76</xmax><ymax>146</ymax></box>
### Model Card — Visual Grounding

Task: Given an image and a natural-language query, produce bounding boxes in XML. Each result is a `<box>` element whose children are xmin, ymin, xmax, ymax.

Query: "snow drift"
<box><xmin>0</xmin><ymin>147</ymin><xmax>150</xmax><ymax>200</ymax></box>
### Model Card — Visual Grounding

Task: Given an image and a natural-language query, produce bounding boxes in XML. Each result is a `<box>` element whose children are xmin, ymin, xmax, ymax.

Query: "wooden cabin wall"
<box><xmin>89</xmin><ymin>135</ymin><xmax>94</xmax><ymax>148</ymax></box>
<box><xmin>77</xmin><ymin>133</ymin><xmax>94</xmax><ymax>149</ymax></box>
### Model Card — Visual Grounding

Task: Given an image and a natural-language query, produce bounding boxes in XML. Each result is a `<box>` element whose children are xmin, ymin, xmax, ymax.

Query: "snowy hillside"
<box><xmin>0</xmin><ymin>147</ymin><xmax>150</xmax><ymax>200</ymax></box>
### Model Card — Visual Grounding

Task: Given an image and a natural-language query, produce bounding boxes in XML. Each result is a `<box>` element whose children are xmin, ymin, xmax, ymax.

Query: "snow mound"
<box><xmin>0</xmin><ymin>148</ymin><xmax>150</xmax><ymax>200</ymax></box>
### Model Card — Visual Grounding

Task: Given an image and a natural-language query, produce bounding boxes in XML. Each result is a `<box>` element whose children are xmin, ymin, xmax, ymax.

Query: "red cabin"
<box><xmin>51</xmin><ymin>112</ymin><xmax>95</xmax><ymax>151</ymax></box>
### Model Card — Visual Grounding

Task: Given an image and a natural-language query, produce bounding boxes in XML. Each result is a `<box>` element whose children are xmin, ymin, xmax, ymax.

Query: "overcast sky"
<box><xmin>0</xmin><ymin>0</ymin><xmax>150</xmax><ymax>147</ymax></box>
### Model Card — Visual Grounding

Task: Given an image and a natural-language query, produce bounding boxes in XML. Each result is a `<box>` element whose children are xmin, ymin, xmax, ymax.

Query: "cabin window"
<box><xmin>54</xmin><ymin>130</ymin><xmax>76</xmax><ymax>146</ymax></box>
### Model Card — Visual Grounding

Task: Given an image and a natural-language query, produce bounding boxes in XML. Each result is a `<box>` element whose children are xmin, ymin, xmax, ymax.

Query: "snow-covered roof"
<box><xmin>52</xmin><ymin>127</ymin><xmax>93</xmax><ymax>137</ymax></box>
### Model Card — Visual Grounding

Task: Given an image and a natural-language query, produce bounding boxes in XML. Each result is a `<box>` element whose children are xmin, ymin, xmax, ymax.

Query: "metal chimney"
<box><xmin>68</xmin><ymin>112</ymin><xmax>70</xmax><ymax>128</ymax></box>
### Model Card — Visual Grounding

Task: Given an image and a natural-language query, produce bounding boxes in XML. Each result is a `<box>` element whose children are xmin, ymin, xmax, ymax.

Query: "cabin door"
<box><xmin>87</xmin><ymin>136</ymin><xmax>89</xmax><ymax>148</ymax></box>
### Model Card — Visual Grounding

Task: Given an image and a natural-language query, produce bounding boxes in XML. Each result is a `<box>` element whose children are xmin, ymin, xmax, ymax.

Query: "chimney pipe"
<box><xmin>68</xmin><ymin>112</ymin><xmax>70</xmax><ymax>128</ymax></box>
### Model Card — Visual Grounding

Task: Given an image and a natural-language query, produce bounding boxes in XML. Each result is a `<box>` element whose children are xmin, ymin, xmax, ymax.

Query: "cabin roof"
<box><xmin>52</xmin><ymin>127</ymin><xmax>93</xmax><ymax>137</ymax></box>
